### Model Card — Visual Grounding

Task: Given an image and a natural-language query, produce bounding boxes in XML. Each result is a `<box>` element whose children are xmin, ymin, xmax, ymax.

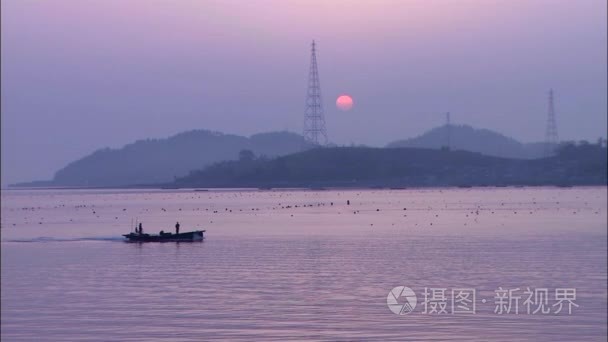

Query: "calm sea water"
<box><xmin>1</xmin><ymin>187</ymin><xmax>606</xmax><ymax>341</ymax></box>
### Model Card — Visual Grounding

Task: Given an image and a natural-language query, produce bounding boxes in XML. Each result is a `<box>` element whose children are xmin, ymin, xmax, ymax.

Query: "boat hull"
<box><xmin>123</xmin><ymin>230</ymin><xmax>205</xmax><ymax>242</ymax></box>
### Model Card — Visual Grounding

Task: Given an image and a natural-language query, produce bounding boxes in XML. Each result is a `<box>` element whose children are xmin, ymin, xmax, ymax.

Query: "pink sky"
<box><xmin>1</xmin><ymin>0</ymin><xmax>606</xmax><ymax>184</ymax></box>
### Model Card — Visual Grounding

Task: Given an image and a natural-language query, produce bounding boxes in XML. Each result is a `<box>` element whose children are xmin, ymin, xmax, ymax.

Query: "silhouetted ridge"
<box><xmin>175</xmin><ymin>144</ymin><xmax>607</xmax><ymax>188</ymax></box>
<box><xmin>49</xmin><ymin>130</ymin><xmax>312</xmax><ymax>186</ymax></box>
<box><xmin>387</xmin><ymin>124</ymin><xmax>546</xmax><ymax>159</ymax></box>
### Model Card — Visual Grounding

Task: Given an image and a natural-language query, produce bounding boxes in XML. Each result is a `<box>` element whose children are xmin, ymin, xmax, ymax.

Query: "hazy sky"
<box><xmin>2</xmin><ymin>0</ymin><xmax>606</xmax><ymax>185</ymax></box>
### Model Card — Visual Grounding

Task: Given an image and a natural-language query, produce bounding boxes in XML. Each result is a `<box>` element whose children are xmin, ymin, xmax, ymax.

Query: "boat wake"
<box><xmin>4</xmin><ymin>236</ymin><xmax>125</xmax><ymax>243</ymax></box>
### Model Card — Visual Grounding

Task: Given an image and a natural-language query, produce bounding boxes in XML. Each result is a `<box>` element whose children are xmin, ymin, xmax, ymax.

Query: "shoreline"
<box><xmin>3</xmin><ymin>183</ymin><xmax>605</xmax><ymax>192</ymax></box>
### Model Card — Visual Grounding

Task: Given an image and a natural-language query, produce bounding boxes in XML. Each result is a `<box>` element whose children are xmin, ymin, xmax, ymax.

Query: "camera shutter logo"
<box><xmin>387</xmin><ymin>286</ymin><xmax>417</xmax><ymax>315</ymax></box>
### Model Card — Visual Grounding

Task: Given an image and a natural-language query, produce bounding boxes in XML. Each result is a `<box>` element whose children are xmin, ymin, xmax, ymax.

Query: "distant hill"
<box><xmin>29</xmin><ymin>130</ymin><xmax>312</xmax><ymax>187</ymax></box>
<box><xmin>174</xmin><ymin>143</ymin><xmax>607</xmax><ymax>188</ymax></box>
<box><xmin>386</xmin><ymin>124</ymin><xmax>546</xmax><ymax>159</ymax></box>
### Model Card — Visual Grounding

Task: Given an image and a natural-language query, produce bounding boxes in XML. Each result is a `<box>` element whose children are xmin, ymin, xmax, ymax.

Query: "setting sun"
<box><xmin>336</xmin><ymin>95</ymin><xmax>354</xmax><ymax>111</ymax></box>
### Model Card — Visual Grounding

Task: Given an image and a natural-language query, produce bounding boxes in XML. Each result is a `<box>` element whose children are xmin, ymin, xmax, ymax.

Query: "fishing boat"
<box><xmin>123</xmin><ymin>230</ymin><xmax>205</xmax><ymax>242</ymax></box>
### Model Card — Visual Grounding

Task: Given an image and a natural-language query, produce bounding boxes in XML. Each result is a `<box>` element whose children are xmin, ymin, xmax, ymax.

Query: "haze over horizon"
<box><xmin>2</xmin><ymin>0</ymin><xmax>607</xmax><ymax>186</ymax></box>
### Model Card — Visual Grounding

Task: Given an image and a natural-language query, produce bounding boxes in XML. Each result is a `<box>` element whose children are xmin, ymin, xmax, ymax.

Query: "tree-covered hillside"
<box><xmin>175</xmin><ymin>143</ymin><xmax>607</xmax><ymax>188</ymax></box>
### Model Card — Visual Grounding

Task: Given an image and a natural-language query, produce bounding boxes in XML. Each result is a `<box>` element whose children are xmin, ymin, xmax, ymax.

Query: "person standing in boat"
<box><xmin>138</xmin><ymin>222</ymin><xmax>143</xmax><ymax>234</ymax></box>
<box><xmin>175</xmin><ymin>222</ymin><xmax>180</xmax><ymax>235</ymax></box>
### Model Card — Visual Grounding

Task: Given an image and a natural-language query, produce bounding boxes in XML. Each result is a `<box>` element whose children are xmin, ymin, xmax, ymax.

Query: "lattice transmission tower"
<box><xmin>544</xmin><ymin>89</ymin><xmax>559</xmax><ymax>156</ymax></box>
<box><xmin>303</xmin><ymin>40</ymin><xmax>328</xmax><ymax>145</ymax></box>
